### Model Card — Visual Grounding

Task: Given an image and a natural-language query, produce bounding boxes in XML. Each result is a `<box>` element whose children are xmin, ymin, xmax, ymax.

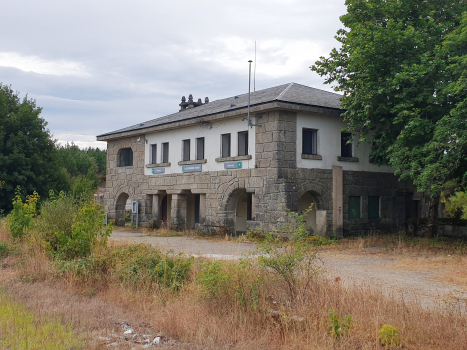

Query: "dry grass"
<box><xmin>1</xmin><ymin>240</ymin><xmax>465</xmax><ymax>350</ymax></box>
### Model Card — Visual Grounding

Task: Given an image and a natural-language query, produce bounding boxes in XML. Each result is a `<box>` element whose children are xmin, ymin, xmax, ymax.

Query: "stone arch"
<box><xmin>223</xmin><ymin>187</ymin><xmax>248</xmax><ymax>235</ymax></box>
<box><xmin>115</xmin><ymin>192</ymin><xmax>130</xmax><ymax>226</ymax></box>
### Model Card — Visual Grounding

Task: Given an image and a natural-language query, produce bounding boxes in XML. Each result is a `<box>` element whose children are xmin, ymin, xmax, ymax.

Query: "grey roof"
<box><xmin>97</xmin><ymin>82</ymin><xmax>342</xmax><ymax>138</ymax></box>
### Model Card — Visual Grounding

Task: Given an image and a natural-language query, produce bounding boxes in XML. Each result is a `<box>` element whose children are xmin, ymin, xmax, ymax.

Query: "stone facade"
<box><xmin>104</xmin><ymin>108</ymin><xmax>426</xmax><ymax>236</ymax></box>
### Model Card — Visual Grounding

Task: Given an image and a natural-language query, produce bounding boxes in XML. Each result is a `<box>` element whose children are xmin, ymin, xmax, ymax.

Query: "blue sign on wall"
<box><xmin>182</xmin><ymin>164</ymin><xmax>202</xmax><ymax>173</ymax></box>
<box><xmin>224</xmin><ymin>162</ymin><xmax>242</xmax><ymax>169</ymax></box>
<box><xmin>152</xmin><ymin>168</ymin><xmax>165</xmax><ymax>174</ymax></box>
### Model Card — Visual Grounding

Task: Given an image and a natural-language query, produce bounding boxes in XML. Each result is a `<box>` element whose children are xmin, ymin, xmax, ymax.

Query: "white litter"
<box><xmin>124</xmin><ymin>329</ymin><xmax>134</xmax><ymax>334</ymax></box>
<box><xmin>153</xmin><ymin>336</ymin><xmax>161</xmax><ymax>344</ymax></box>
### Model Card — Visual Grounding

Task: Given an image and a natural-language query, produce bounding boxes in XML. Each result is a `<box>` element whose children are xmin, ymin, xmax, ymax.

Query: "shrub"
<box><xmin>6</xmin><ymin>187</ymin><xmax>39</xmax><ymax>240</ymax></box>
<box><xmin>378</xmin><ymin>324</ymin><xmax>400</xmax><ymax>348</ymax></box>
<box><xmin>35</xmin><ymin>191</ymin><xmax>78</xmax><ymax>254</ymax></box>
<box><xmin>328</xmin><ymin>309</ymin><xmax>353</xmax><ymax>338</ymax></box>
<box><xmin>197</xmin><ymin>259</ymin><xmax>263</xmax><ymax>310</ymax></box>
<box><xmin>55</xmin><ymin>201</ymin><xmax>112</xmax><ymax>260</ymax></box>
<box><xmin>0</xmin><ymin>241</ymin><xmax>9</xmax><ymax>258</ymax></box>
<box><xmin>114</xmin><ymin>244</ymin><xmax>193</xmax><ymax>293</ymax></box>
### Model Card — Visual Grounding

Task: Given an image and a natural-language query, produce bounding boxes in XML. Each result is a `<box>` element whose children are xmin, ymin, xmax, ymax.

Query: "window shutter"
<box><xmin>196</xmin><ymin>138</ymin><xmax>204</xmax><ymax>160</ymax></box>
<box><xmin>348</xmin><ymin>196</ymin><xmax>361</xmax><ymax>219</ymax></box>
<box><xmin>151</xmin><ymin>144</ymin><xmax>157</xmax><ymax>164</ymax></box>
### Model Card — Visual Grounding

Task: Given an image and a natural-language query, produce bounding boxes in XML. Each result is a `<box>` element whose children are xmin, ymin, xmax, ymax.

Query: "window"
<box><xmin>221</xmin><ymin>133</ymin><xmax>231</xmax><ymax>158</ymax></box>
<box><xmin>246</xmin><ymin>193</ymin><xmax>253</xmax><ymax>221</ymax></box>
<box><xmin>118</xmin><ymin>148</ymin><xmax>133</xmax><ymax>167</ymax></box>
<box><xmin>182</xmin><ymin>139</ymin><xmax>190</xmax><ymax>161</ymax></box>
<box><xmin>348</xmin><ymin>196</ymin><xmax>361</xmax><ymax>219</ymax></box>
<box><xmin>151</xmin><ymin>144</ymin><xmax>157</xmax><ymax>164</ymax></box>
<box><xmin>341</xmin><ymin>132</ymin><xmax>352</xmax><ymax>157</ymax></box>
<box><xmin>238</xmin><ymin>131</ymin><xmax>248</xmax><ymax>156</ymax></box>
<box><xmin>302</xmin><ymin>128</ymin><xmax>318</xmax><ymax>155</ymax></box>
<box><xmin>195</xmin><ymin>194</ymin><xmax>200</xmax><ymax>224</ymax></box>
<box><xmin>196</xmin><ymin>137</ymin><xmax>205</xmax><ymax>160</ymax></box>
<box><xmin>368</xmin><ymin>196</ymin><xmax>380</xmax><ymax>219</ymax></box>
<box><xmin>162</xmin><ymin>142</ymin><xmax>169</xmax><ymax>163</ymax></box>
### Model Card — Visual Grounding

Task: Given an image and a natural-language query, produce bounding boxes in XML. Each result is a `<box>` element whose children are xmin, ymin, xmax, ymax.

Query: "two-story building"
<box><xmin>96</xmin><ymin>83</ymin><xmax>427</xmax><ymax>236</ymax></box>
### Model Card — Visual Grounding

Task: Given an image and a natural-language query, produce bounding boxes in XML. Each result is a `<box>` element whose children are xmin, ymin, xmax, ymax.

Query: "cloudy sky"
<box><xmin>1</xmin><ymin>0</ymin><xmax>346</xmax><ymax>149</ymax></box>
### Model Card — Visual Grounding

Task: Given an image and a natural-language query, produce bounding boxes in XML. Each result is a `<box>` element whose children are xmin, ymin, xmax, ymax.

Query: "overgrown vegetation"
<box><xmin>0</xmin><ymin>289</ymin><xmax>83</xmax><ymax>350</ymax></box>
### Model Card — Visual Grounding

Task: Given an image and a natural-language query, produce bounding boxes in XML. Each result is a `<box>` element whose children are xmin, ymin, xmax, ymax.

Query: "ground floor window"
<box><xmin>368</xmin><ymin>196</ymin><xmax>380</xmax><ymax>219</ymax></box>
<box><xmin>348</xmin><ymin>196</ymin><xmax>361</xmax><ymax>219</ymax></box>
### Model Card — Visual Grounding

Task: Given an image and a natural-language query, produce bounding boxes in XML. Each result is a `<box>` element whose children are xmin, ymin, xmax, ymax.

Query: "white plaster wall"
<box><xmin>144</xmin><ymin>117</ymin><xmax>255</xmax><ymax>175</ymax></box>
<box><xmin>296</xmin><ymin>112</ymin><xmax>394</xmax><ymax>172</ymax></box>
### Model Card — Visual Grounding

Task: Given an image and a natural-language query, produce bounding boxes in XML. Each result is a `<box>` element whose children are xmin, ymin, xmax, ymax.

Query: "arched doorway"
<box><xmin>298</xmin><ymin>191</ymin><xmax>317</xmax><ymax>233</ymax></box>
<box><xmin>116</xmin><ymin>192</ymin><xmax>129</xmax><ymax>226</ymax></box>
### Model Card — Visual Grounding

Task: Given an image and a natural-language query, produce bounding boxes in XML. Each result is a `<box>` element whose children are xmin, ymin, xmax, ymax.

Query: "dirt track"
<box><xmin>110</xmin><ymin>230</ymin><xmax>467</xmax><ymax>311</ymax></box>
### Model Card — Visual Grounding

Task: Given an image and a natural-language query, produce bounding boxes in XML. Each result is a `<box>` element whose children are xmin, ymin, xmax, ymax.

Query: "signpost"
<box><xmin>152</xmin><ymin>168</ymin><xmax>165</xmax><ymax>174</ymax></box>
<box><xmin>224</xmin><ymin>162</ymin><xmax>242</xmax><ymax>169</ymax></box>
<box><xmin>182</xmin><ymin>164</ymin><xmax>202</xmax><ymax>173</ymax></box>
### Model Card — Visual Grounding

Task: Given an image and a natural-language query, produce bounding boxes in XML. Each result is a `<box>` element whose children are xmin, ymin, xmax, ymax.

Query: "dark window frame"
<box><xmin>341</xmin><ymin>132</ymin><xmax>352</xmax><ymax>158</ymax></box>
<box><xmin>151</xmin><ymin>144</ymin><xmax>157</xmax><ymax>164</ymax></box>
<box><xmin>221</xmin><ymin>133</ymin><xmax>231</xmax><ymax>158</ymax></box>
<box><xmin>368</xmin><ymin>196</ymin><xmax>380</xmax><ymax>219</ymax></box>
<box><xmin>348</xmin><ymin>196</ymin><xmax>361</xmax><ymax>220</ymax></box>
<box><xmin>182</xmin><ymin>139</ymin><xmax>190</xmax><ymax>161</ymax></box>
<box><xmin>196</xmin><ymin>137</ymin><xmax>205</xmax><ymax>160</ymax></box>
<box><xmin>118</xmin><ymin>148</ymin><xmax>133</xmax><ymax>167</ymax></box>
<box><xmin>161</xmin><ymin>142</ymin><xmax>169</xmax><ymax>163</ymax></box>
<box><xmin>238</xmin><ymin>131</ymin><xmax>249</xmax><ymax>156</ymax></box>
<box><xmin>194</xmin><ymin>194</ymin><xmax>201</xmax><ymax>224</ymax></box>
<box><xmin>302</xmin><ymin>128</ymin><xmax>318</xmax><ymax>155</ymax></box>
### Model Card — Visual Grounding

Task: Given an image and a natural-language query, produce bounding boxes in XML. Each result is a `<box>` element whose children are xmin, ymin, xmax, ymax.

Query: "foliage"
<box><xmin>378</xmin><ymin>324</ymin><xmax>401</xmax><ymax>347</ymax></box>
<box><xmin>6</xmin><ymin>187</ymin><xmax>39</xmax><ymax>240</ymax></box>
<box><xmin>0</xmin><ymin>84</ymin><xmax>69</xmax><ymax>213</ymax></box>
<box><xmin>0</xmin><ymin>241</ymin><xmax>9</xmax><ymax>258</ymax></box>
<box><xmin>328</xmin><ymin>309</ymin><xmax>353</xmax><ymax>339</ymax></box>
<box><xmin>56</xmin><ymin>142</ymin><xmax>106</xmax><ymax>178</ymax></box>
<box><xmin>35</xmin><ymin>191</ymin><xmax>78</xmax><ymax>255</ymax></box>
<box><xmin>115</xmin><ymin>247</ymin><xmax>193</xmax><ymax>292</ymax></box>
<box><xmin>311</xmin><ymin>0</ymin><xmax>466</xmax><ymax>199</ymax></box>
<box><xmin>53</xmin><ymin>244</ymin><xmax>193</xmax><ymax>293</ymax></box>
<box><xmin>444</xmin><ymin>192</ymin><xmax>467</xmax><ymax>220</ymax></box>
<box><xmin>0</xmin><ymin>290</ymin><xmax>83</xmax><ymax>350</ymax></box>
<box><xmin>54</xmin><ymin>200</ymin><xmax>112</xmax><ymax>260</ymax></box>
<box><xmin>197</xmin><ymin>260</ymin><xmax>263</xmax><ymax>310</ymax></box>
<box><xmin>70</xmin><ymin>168</ymin><xmax>100</xmax><ymax>203</ymax></box>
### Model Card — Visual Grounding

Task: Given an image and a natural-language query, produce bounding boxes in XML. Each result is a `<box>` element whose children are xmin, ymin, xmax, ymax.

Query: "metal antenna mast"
<box><xmin>254</xmin><ymin>40</ymin><xmax>256</xmax><ymax>92</ymax></box>
<box><xmin>247</xmin><ymin>60</ymin><xmax>260</xmax><ymax>127</ymax></box>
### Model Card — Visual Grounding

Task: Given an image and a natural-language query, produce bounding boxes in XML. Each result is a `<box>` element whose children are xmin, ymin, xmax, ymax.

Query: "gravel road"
<box><xmin>110</xmin><ymin>230</ymin><xmax>467</xmax><ymax>311</ymax></box>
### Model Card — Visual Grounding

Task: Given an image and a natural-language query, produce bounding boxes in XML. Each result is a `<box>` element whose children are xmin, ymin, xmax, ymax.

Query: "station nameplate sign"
<box><xmin>224</xmin><ymin>162</ymin><xmax>242</xmax><ymax>169</ymax></box>
<box><xmin>182</xmin><ymin>164</ymin><xmax>202</xmax><ymax>173</ymax></box>
<box><xmin>152</xmin><ymin>168</ymin><xmax>165</xmax><ymax>174</ymax></box>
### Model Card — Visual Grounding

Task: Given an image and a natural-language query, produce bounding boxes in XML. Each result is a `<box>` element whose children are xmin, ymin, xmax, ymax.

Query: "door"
<box><xmin>161</xmin><ymin>195</ymin><xmax>168</xmax><ymax>224</ymax></box>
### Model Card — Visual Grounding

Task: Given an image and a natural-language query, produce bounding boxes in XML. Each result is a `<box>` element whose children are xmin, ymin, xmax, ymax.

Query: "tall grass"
<box><xmin>0</xmin><ymin>289</ymin><xmax>83</xmax><ymax>350</ymax></box>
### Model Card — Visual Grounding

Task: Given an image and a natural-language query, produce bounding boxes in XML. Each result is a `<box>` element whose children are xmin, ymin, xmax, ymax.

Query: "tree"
<box><xmin>311</xmin><ymin>0</ymin><xmax>466</xmax><ymax>233</ymax></box>
<box><xmin>0</xmin><ymin>84</ymin><xmax>68</xmax><ymax>212</ymax></box>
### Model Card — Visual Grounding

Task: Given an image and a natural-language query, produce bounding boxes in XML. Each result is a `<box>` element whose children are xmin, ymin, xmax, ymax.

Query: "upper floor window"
<box><xmin>151</xmin><ymin>144</ymin><xmax>157</xmax><ymax>164</ymax></box>
<box><xmin>182</xmin><ymin>139</ymin><xmax>190</xmax><ymax>161</ymax></box>
<box><xmin>238</xmin><ymin>131</ymin><xmax>248</xmax><ymax>156</ymax></box>
<box><xmin>118</xmin><ymin>148</ymin><xmax>133</xmax><ymax>167</ymax></box>
<box><xmin>221</xmin><ymin>133</ymin><xmax>231</xmax><ymax>158</ymax></box>
<box><xmin>341</xmin><ymin>132</ymin><xmax>352</xmax><ymax>157</ymax></box>
<box><xmin>196</xmin><ymin>137</ymin><xmax>205</xmax><ymax>160</ymax></box>
<box><xmin>162</xmin><ymin>142</ymin><xmax>169</xmax><ymax>163</ymax></box>
<box><xmin>302</xmin><ymin>128</ymin><xmax>318</xmax><ymax>155</ymax></box>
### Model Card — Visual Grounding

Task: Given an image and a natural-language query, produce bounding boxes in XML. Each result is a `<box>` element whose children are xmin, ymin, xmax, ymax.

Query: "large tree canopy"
<box><xmin>312</xmin><ymin>0</ymin><xmax>466</xmax><ymax>199</ymax></box>
<box><xmin>0</xmin><ymin>84</ymin><xmax>67</xmax><ymax>213</ymax></box>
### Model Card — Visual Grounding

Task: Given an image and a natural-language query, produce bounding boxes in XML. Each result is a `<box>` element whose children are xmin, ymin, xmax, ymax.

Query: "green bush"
<box><xmin>0</xmin><ymin>241</ymin><xmax>9</xmax><ymax>258</ymax></box>
<box><xmin>35</xmin><ymin>191</ymin><xmax>78</xmax><ymax>254</ymax></box>
<box><xmin>328</xmin><ymin>309</ymin><xmax>353</xmax><ymax>339</ymax></box>
<box><xmin>378</xmin><ymin>324</ymin><xmax>400</xmax><ymax>348</ymax></box>
<box><xmin>55</xmin><ymin>201</ymin><xmax>112</xmax><ymax>260</ymax></box>
<box><xmin>197</xmin><ymin>260</ymin><xmax>263</xmax><ymax>310</ymax></box>
<box><xmin>6</xmin><ymin>187</ymin><xmax>39</xmax><ymax>240</ymax></box>
<box><xmin>115</xmin><ymin>245</ymin><xmax>193</xmax><ymax>292</ymax></box>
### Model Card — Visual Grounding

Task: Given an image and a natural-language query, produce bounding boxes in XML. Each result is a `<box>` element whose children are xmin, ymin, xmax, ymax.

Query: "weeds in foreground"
<box><xmin>0</xmin><ymin>289</ymin><xmax>83</xmax><ymax>350</ymax></box>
